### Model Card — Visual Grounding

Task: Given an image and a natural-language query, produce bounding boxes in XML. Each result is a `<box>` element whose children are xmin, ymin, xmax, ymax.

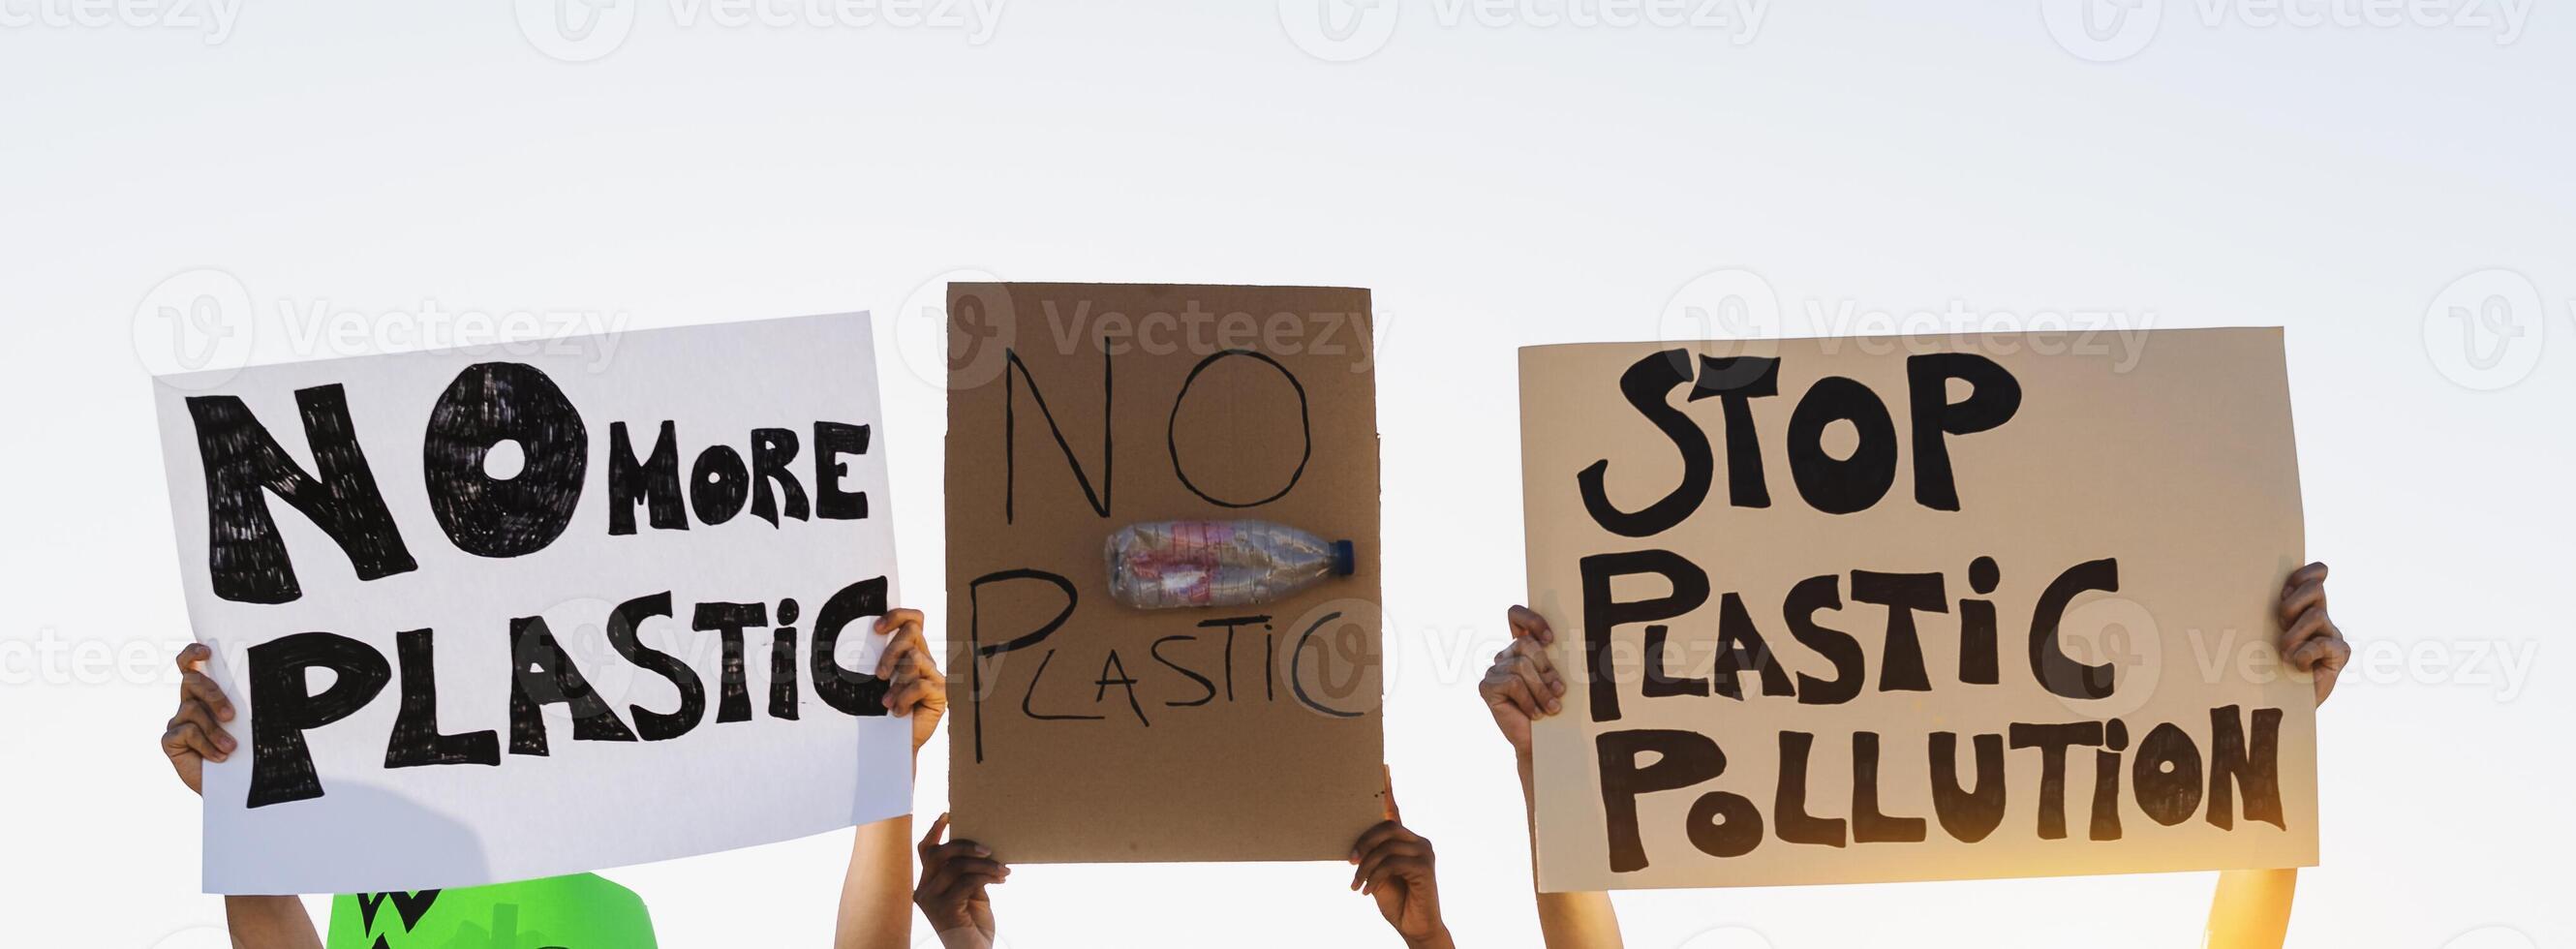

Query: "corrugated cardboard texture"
<box><xmin>945</xmin><ymin>283</ymin><xmax>1385</xmax><ymax>862</ymax></box>
<box><xmin>1519</xmin><ymin>329</ymin><xmax>2316</xmax><ymax>890</ymax></box>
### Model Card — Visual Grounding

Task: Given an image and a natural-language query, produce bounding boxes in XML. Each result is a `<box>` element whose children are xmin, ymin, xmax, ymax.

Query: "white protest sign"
<box><xmin>1519</xmin><ymin>329</ymin><xmax>2318</xmax><ymax>890</ymax></box>
<box><xmin>152</xmin><ymin>313</ymin><xmax>910</xmax><ymax>894</ymax></box>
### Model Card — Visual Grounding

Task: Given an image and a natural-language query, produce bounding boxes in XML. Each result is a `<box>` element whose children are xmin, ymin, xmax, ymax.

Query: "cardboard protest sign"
<box><xmin>945</xmin><ymin>283</ymin><xmax>1384</xmax><ymax>862</ymax></box>
<box><xmin>1519</xmin><ymin>329</ymin><xmax>2317</xmax><ymax>890</ymax></box>
<box><xmin>151</xmin><ymin>313</ymin><xmax>911</xmax><ymax>894</ymax></box>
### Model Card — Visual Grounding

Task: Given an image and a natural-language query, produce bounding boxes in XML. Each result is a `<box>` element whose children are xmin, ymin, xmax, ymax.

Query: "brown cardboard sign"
<box><xmin>945</xmin><ymin>283</ymin><xmax>1385</xmax><ymax>862</ymax></box>
<box><xmin>1519</xmin><ymin>329</ymin><xmax>2318</xmax><ymax>890</ymax></box>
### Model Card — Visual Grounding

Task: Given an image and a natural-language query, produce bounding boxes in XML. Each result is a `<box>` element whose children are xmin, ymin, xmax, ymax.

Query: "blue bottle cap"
<box><xmin>1332</xmin><ymin>539</ymin><xmax>1357</xmax><ymax>576</ymax></box>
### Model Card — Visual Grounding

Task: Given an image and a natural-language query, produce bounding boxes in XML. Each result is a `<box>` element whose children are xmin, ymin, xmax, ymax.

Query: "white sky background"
<box><xmin>2</xmin><ymin>2</ymin><xmax>2569</xmax><ymax>947</ymax></box>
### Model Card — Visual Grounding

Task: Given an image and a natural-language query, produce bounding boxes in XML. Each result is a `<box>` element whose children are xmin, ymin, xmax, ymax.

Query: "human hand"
<box><xmin>161</xmin><ymin>642</ymin><xmax>236</xmax><ymax>796</ymax></box>
<box><xmin>1480</xmin><ymin>605</ymin><xmax>1567</xmax><ymax>756</ymax></box>
<box><xmin>2277</xmin><ymin>562</ymin><xmax>2351</xmax><ymax>706</ymax></box>
<box><xmin>913</xmin><ymin>813</ymin><xmax>1004</xmax><ymax>949</ymax></box>
<box><xmin>873</xmin><ymin>608</ymin><xmax>946</xmax><ymax>752</ymax></box>
<box><xmin>1350</xmin><ymin>781</ymin><xmax>1452</xmax><ymax>949</ymax></box>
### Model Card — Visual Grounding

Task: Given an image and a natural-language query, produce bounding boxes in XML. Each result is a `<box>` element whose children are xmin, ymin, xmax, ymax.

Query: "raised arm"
<box><xmin>2203</xmin><ymin>561</ymin><xmax>2350</xmax><ymax>949</ymax></box>
<box><xmin>163</xmin><ymin>643</ymin><xmax>325</xmax><ymax>949</ymax></box>
<box><xmin>220</xmin><ymin>897</ymin><xmax>326</xmax><ymax>949</ymax></box>
<box><xmin>834</xmin><ymin>608</ymin><xmax>948</xmax><ymax>949</ymax></box>
<box><xmin>1484</xmin><ymin>607</ymin><xmax>1625</xmax><ymax>949</ymax></box>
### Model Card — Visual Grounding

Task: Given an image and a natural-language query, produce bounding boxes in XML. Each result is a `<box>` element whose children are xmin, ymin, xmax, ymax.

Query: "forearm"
<box><xmin>224</xmin><ymin>895</ymin><xmax>321</xmax><ymax>949</ymax></box>
<box><xmin>2204</xmin><ymin>869</ymin><xmax>2298</xmax><ymax>949</ymax></box>
<box><xmin>1409</xmin><ymin>928</ymin><xmax>1461</xmax><ymax>949</ymax></box>
<box><xmin>1519</xmin><ymin>753</ymin><xmax>1624</xmax><ymax>949</ymax></box>
<box><xmin>834</xmin><ymin>811</ymin><xmax>917</xmax><ymax>949</ymax></box>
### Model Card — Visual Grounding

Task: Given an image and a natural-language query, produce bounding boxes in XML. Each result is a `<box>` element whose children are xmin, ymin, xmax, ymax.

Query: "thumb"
<box><xmin>1380</xmin><ymin>765</ymin><xmax>1400</xmax><ymax>822</ymax></box>
<box><xmin>918</xmin><ymin>811</ymin><xmax>951</xmax><ymax>855</ymax></box>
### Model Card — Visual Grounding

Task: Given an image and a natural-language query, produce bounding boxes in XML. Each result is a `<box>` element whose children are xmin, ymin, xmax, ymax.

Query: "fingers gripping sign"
<box><xmin>1350</xmin><ymin>771</ymin><xmax>1456</xmax><ymax>949</ymax></box>
<box><xmin>2276</xmin><ymin>562</ymin><xmax>2350</xmax><ymax>706</ymax></box>
<box><xmin>1480</xmin><ymin>606</ymin><xmax>1569</xmax><ymax>754</ymax></box>
<box><xmin>873</xmin><ymin>607</ymin><xmax>949</xmax><ymax>751</ymax></box>
<box><xmin>164</xmin><ymin>642</ymin><xmax>238</xmax><ymax>796</ymax></box>
<box><xmin>914</xmin><ymin>812</ymin><xmax>1006</xmax><ymax>949</ymax></box>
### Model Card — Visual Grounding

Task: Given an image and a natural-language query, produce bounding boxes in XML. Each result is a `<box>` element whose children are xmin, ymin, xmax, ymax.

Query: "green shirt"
<box><xmin>325</xmin><ymin>872</ymin><xmax>657</xmax><ymax>949</ymax></box>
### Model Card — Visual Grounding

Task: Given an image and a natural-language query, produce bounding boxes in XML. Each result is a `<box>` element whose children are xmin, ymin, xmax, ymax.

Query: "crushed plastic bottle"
<box><xmin>1104</xmin><ymin>519</ymin><xmax>1356</xmax><ymax>609</ymax></box>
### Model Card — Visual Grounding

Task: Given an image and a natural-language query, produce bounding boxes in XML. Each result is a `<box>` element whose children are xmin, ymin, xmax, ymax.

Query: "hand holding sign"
<box><xmin>913</xmin><ymin>813</ymin><xmax>1005</xmax><ymax>949</ymax></box>
<box><xmin>1478</xmin><ymin>562</ymin><xmax>2349</xmax><ymax>942</ymax></box>
<box><xmin>874</xmin><ymin>607</ymin><xmax>949</xmax><ymax>751</ymax></box>
<box><xmin>1479</xmin><ymin>606</ymin><xmax>1568</xmax><ymax>755</ymax></box>
<box><xmin>2277</xmin><ymin>562</ymin><xmax>2350</xmax><ymax>705</ymax></box>
<box><xmin>944</xmin><ymin>283</ymin><xmax>1385</xmax><ymax>862</ymax></box>
<box><xmin>162</xmin><ymin>642</ymin><xmax>237</xmax><ymax>796</ymax></box>
<box><xmin>1349</xmin><ymin>776</ymin><xmax>1453</xmax><ymax>949</ymax></box>
<box><xmin>1518</xmin><ymin>330</ymin><xmax>2320</xmax><ymax>891</ymax></box>
<box><xmin>152</xmin><ymin>313</ymin><xmax>913</xmax><ymax>893</ymax></box>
